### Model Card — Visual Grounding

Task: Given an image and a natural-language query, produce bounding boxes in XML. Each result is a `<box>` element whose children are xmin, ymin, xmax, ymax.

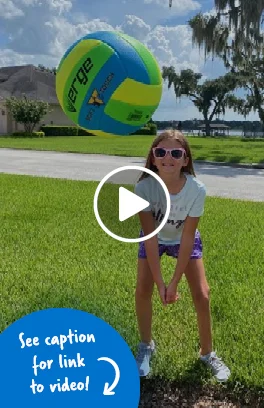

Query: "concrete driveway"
<box><xmin>0</xmin><ymin>148</ymin><xmax>264</xmax><ymax>202</ymax></box>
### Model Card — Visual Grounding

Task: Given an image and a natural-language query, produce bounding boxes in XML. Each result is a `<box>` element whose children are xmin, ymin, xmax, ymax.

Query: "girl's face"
<box><xmin>152</xmin><ymin>139</ymin><xmax>189</xmax><ymax>175</ymax></box>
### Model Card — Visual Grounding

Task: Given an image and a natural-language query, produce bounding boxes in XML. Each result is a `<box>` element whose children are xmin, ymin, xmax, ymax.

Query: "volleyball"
<box><xmin>56</xmin><ymin>31</ymin><xmax>162</xmax><ymax>137</ymax></box>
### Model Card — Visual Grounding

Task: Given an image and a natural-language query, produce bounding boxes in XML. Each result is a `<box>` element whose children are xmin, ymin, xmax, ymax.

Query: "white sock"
<box><xmin>201</xmin><ymin>351</ymin><xmax>214</xmax><ymax>359</ymax></box>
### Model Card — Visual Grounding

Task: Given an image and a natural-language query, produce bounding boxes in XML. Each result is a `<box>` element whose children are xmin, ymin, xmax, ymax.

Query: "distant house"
<box><xmin>197</xmin><ymin>124</ymin><xmax>230</xmax><ymax>136</ymax></box>
<box><xmin>0</xmin><ymin>64</ymin><xmax>74</xmax><ymax>134</ymax></box>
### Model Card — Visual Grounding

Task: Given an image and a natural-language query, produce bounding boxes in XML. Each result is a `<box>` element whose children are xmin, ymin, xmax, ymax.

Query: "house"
<box><xmin>197</xmin><ymin>124</ymin><xmax>230</xmax><ymax>136</ymax></box>
<box><xmin>0</xmin><ymin>64</ymin><xmax>74</xmax><ymax>134</ymax></box>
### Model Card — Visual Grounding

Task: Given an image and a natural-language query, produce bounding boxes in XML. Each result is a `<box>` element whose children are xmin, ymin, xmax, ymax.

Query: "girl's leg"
<box><xmin>184</xmin><ymin>258</ymin><xmax>212</xmax><ymax>356</ymax></box>
<box><xmin>184</xmin><ymin>258</ymin><xmax>231</xmax><ymax>382</ymax></box>
<box><xmin>135</xmin><ymin>258</ymin><xmax>154</xmax><ymax>343</ymax></box>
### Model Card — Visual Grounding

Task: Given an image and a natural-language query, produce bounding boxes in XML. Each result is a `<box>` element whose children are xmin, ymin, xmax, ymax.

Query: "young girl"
<box><xmin>134</xmin><ymin>130</ymin><xmax>230</xmax><ymax>382</ymax></box>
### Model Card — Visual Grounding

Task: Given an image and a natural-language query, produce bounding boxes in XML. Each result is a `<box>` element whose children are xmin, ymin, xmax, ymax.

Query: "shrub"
<box><xmin>148</xmin><ymin>123</ymin><xmax>157</xmax><ymax>135</ymax></box>
<box><xmin>131</xmin><ymin>125</ymin><xmax>157</xmax><ymax>136</ymax></box>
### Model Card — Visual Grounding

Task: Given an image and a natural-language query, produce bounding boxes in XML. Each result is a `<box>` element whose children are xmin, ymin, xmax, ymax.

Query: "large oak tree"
<box><xmin>162</xmin><ymin>67</ymin><xmax>239</xmax><ymax>135</ymax></box>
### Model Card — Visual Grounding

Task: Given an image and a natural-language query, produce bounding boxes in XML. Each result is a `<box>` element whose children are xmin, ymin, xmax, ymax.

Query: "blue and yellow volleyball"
<box><xmin>56</xmin><ymin>31</ymin><xmax>162</xmax><ymax>137</ymax></box>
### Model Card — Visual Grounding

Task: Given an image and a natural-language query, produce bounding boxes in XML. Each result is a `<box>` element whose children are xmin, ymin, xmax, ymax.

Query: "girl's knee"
<box><xmin>135</xmin><ymin>281</ymin><xmax>154</xmax><ymax>299</ymax></box>
<box><xmin>193</xmin><ymin>285</ymin><xmax>210</xmax><ymax>304</ymax></box>
<box><xmin>136</xmin><ymin>259</ymin><xmax>154</xmax><ymax>299</ymax></box>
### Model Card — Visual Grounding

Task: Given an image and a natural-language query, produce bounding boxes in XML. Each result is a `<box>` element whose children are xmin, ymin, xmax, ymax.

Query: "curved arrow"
<box><xmin>97</xmin><ymin>357</ymin><xmax>120</xmax><ymax>396</ymax></box>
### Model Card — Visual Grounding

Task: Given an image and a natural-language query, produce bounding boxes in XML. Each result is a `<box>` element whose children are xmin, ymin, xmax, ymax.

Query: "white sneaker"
<box><xmin>135</xmin><ymin>340</ymin><xmax>155</xmax><ymax>377</ymax></box>
<box><xmin>200</xmin><ymin>351</ymin><xmax>231</xmax><ymax>382</ymax></box>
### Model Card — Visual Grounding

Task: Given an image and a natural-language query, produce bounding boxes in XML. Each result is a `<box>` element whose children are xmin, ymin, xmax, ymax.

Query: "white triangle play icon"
<box><xmin>119</xmin><ymin>187</ymin><xmax>150</xmax><ymax>222</ymax></box>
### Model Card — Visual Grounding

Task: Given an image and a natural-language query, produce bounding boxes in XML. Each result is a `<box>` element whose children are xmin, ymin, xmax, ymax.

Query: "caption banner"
<box><xmin>0</xmin><ymin>308</ymin><xmax>140</xmax><ymax>407</ymax></box>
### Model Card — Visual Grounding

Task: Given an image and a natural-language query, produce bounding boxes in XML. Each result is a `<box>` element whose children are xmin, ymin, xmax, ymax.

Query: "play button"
<box><xmin>119</xmin><ymin>187</ymin><xmax>150</xmax><ymax>222</ymax></box>
<box><xmin>93</xmin><ymin>165</ymin><xmax>170</xmax><ymax>243</ymax></box>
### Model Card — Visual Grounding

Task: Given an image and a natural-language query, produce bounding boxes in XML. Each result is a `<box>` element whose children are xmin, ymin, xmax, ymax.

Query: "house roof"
<box><xmin>0</xmin><ymin>64</ymin><xmax>58</xmax><ymax>104</ymax></box>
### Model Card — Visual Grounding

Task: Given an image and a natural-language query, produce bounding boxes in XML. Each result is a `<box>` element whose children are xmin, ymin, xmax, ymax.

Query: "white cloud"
<box><xmin>0</xmin><ymin>0</ymin><xmax>254</xmax><ymax>121</ymax></box>
<box><xmin>0</xmin><ymin>0</ymin><xmax>24</xmax><ymax>19</ymax></box>
<box><xmin>47</xmin><ymin>18</ymin><xmax>114</xmax><ymax>57</ymax></box>
<box><xmin>0</xmin><ymin>0</ymin><xmax>113</xmax><ymax>56</ymax></box>
<box><xmin>0</xmin><ymin>0</ymin><xmax>203</xmax><ymax>72</ymax></box>
<box><xmin>0</xmin><ymin>0</ymin><xmax>73</xmax><ymax>54</ymax></box>
<box><xmin>0</xmin><ymin>0</ymin><xmax>73</xmax><ymax>19</ymax></box>
<box><xmin>144</xmin><ymin>0</ymin><xmax>201</xmax><ymax>13</ymax></box>
<box><xmin>46</xmin><ymin>0</ymin><xmax>73</xmax><ymax>14</ymax></box>
<box><xmin>117</xmin><ymin>17</ymin><xmax>203</xmax><ymax>73</ymax></box>
<box><xmin>145</xmin><ymin>25</ymin><xmax>203</xmax><ymax>72</ymax></box>
<box><xmin>116</xmin><ymin>19</ymin><xmax>206</xmax><ymax>122</ymax></box>
<box><xmin>0</xmin><ymin>7</ymin><xmax>205</xmax><ymax>121</ymax></box>
<box><xmin>0</xmin><ymin>47</ymin><xmax>58</xmax><ymax>67</ymax></box>
<box><xmin>20</xmin><ymin>0</ymin><xmax>73</xmax><ymax>13</ymax></box>
<box><xmin>70</xmin><ymin>11</ymin><xmax>91</xmax><ymax>24</ymax></box>
<box><xmin>117</xmin><ymin>15</ymin><xmax>151</xmax><ymax>41</ymax></box>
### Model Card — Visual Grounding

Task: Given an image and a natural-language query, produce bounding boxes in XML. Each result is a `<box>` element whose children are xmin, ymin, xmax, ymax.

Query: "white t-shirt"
<box><xmin>134</xmin><ymin>173</ymin><xmax>206</xmax><ymax>245</ymax></box>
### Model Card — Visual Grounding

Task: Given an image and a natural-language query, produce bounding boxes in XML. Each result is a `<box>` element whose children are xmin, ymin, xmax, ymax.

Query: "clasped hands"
<box><xmin>157</xmin><ymin>280</ymin><xmax>180</xmax><ymax>305</ymax></box>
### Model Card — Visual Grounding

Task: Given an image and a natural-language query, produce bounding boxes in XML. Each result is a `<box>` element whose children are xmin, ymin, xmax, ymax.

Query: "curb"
<box><xmin>194</xmin><ymin>160</ymin><xmax>264</xmax><ymax>170</ymax></box>
<box><xmin>0</xmin><ymin>147</ymin><xmax>263</xmax><ymax>170</ymax></box>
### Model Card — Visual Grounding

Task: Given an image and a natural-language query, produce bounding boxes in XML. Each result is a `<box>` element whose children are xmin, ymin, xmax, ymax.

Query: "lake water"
<box><xmin>157</xmin><ymin>129</ymin><xmax>243</xmax><ymax>137</ymax></box>
<box><xmin>157</xmin><ymin>129</ymin><xmax>248</xmax><ymax>137</ymax></box>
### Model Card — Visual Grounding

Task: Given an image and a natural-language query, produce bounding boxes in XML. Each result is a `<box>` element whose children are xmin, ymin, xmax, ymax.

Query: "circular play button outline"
<box><xmin>93</xmin><ymin>165</ymin><xmax>171</xmax><ymax>243</ymax></box>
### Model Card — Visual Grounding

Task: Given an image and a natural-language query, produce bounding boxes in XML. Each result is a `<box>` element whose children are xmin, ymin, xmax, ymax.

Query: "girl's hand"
<box><xmin>166</xmin><ymin>281</ymin><xmax>180</xmax><ymax>304</ymax></box>
<box><xmin>157</xmin><ymin>282</ymin><xmax>167</xmax><ymax>306</ymax></box>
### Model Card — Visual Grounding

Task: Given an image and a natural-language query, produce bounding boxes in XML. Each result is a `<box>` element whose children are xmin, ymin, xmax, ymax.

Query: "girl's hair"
<box><xmin>139</xmin><ymin>129</ymin><xmax>196</xmax><ymax>181</ymax></box>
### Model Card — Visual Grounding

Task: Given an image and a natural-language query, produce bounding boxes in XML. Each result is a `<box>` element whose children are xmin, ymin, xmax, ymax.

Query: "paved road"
<box><xmin>0</xmin><ymin>148</ymin><xmax>264</xmax><ymax>202</ymax></box>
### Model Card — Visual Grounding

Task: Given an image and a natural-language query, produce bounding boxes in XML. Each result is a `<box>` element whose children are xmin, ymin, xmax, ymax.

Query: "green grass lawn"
<box><xmin>0</xmin><ymin>173</ymin><xmax>263</xmax><ymax>394</ymax></box>
<box><xmin>0</xmin><ymin>135</ymin><xmax>264</xmax><ymax>164</ymax></box>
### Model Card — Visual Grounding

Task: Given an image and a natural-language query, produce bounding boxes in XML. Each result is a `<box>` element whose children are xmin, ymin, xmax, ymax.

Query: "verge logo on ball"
<box><xmin>67</xmin><ymin>57</ymin><xmax>93</xmax><ymax>113</ymax></box>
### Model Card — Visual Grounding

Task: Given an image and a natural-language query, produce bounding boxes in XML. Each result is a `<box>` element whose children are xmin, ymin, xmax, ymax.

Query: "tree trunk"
<box><xmin>253</xmin><ymin>82</ymin><xmax>264</xmax><ymax>125</ymax></box>
<box><xmin>24</xmin><ymin>122</ymin><xmax>35</xmax><ymax>134</ymax></box>
<box><xmin>202</xmin><ymin>111</ymin><xmax>211</xmax><ymax>137</ymax></box>
<box><xmin>24</xmin><ymin>123</ymin><xmax>30</xmax><ymax>133</ymax></box>
<box><xmin>205</xmin><ymin>121</ymin><xmax>211</xmax><ymax>136</ymax></box>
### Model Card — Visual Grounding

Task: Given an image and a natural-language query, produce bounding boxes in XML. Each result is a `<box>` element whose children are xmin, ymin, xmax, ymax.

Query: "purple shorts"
<box><xmin>138</xmin><ymin>230</ymin><xmax>203</xmax><ymax>259</ymax></box>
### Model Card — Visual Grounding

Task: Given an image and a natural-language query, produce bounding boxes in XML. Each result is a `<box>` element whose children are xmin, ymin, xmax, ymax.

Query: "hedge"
<box><xmin>40</xmin><ymin>124</ymin><xmax>157</xmax><ymax>137</ymax></box>
<box><xmin>40</xmin><ymin>126</ymin><xmax>94</xmax><ymax>136</ymax></box>
<box><xmin>12</xmin><ymin>131</ymin><xmax>45</xmax><ymax>138</ymax></box>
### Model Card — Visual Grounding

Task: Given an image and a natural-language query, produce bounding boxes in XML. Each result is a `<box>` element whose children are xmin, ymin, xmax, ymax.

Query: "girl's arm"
<box><xmin>138</xmin><ymin>211</ymin><xmax>164</xmax><ymax>288</ymax></box>
<box><xmin>170</xmin><ymin>216</ymin><xmax>200</xmax><ymax>286</ymax></box>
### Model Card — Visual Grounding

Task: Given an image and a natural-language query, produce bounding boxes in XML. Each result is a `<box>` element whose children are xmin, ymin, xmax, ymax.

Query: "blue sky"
<box><xmin>0</xmin><ymin>0</ymin><xmax>258</xmax><ymax>121</ymax></box>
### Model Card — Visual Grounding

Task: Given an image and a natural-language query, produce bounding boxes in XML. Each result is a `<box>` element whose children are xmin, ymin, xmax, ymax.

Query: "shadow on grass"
<box><xmin>227</xmin><ymin>156</ymin><xmax>245</xmax><ymax>163</ymax></box>
<box><xmin>213</xmin><ymin>155</ymin><xmax>231</xmax><ymax>162</ymax></box>
<box><xmin>241</xmin><ymin>138</ymin><xmax>264</xmax><ymax>143</ymax></box>
<box><xmin>139</xmin><ymin>365</ymin><xmax>264</xmax><ymax>407</ymax></box>
<box><xmin>195</xmin><ymin>156</ymin><xmax>207</xmax><ymax>161</ymax></box>
<box><xmin>192</xmin><ymin>145</ymin><xmax>204</xmax><ymax>150</ymax></box>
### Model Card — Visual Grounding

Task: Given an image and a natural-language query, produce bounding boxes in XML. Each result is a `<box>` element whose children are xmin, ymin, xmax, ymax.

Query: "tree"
<box><xmin>227</xmin><ymin>56</ymin><xmax>264</xmax><ymax>124</ymax></box>
<box><xmin>38</xmin><ymin>64</ymin><xmax>57</xmax><ymax>75</ymax></box>
<box><xmin>5</xmin><ymin>95</ymin><xmax>49</xmax><ymax>134</ymax></box>
<box><xmin>189</xmin><ymin>14</ymin><xmax>264</xmax><ymax>125</ymax></box>
<box><xmin>162</xmin><ymin>67</ymin><xmax>239</xmax><ymax>136</ymax></box>
<box><xmin>189</xmin><ymin>13</ymin><xmax>264</xmax><ymax>62</ymax></box>
<box><xmin>171</xmin><ymin>1</ymin><xmax>264</xmax><ymax>53</ymax></box>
